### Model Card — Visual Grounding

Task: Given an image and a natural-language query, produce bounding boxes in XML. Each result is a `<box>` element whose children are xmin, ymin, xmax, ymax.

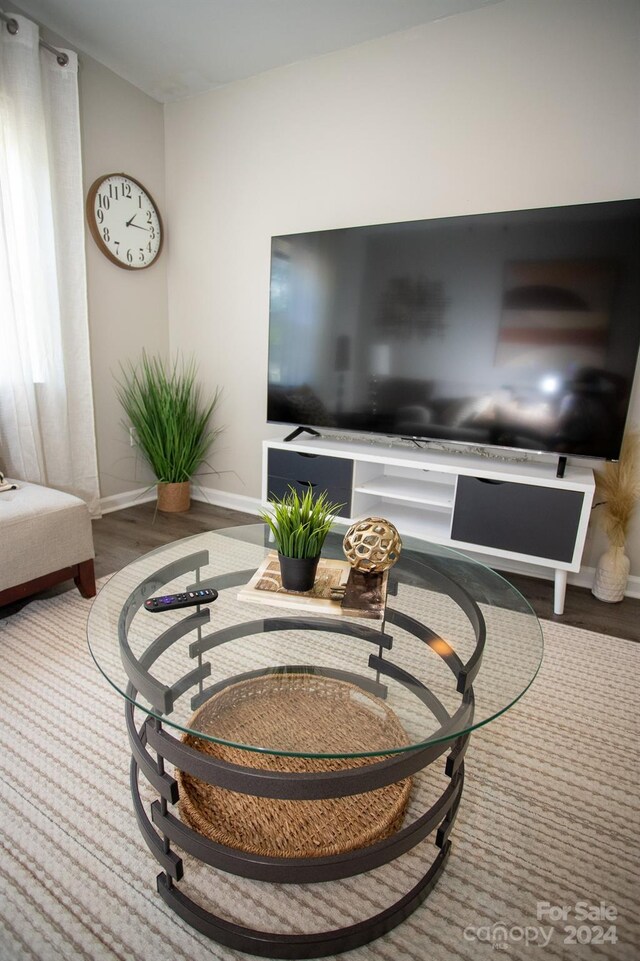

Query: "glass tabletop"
<box><xmin>87</xmin><ymin>524</ymin><xmax>543</xmax><ymax>759</ymax></box>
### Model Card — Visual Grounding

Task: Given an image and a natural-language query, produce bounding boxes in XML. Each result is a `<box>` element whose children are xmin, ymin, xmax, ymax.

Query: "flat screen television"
<box><xmin>267</xmin><ymin>199</ymin><xmax>640</xmax><ymax>460</ymax></box>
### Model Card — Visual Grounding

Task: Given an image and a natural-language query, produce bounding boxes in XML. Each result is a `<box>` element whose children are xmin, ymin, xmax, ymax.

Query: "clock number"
<box><xmin>149</xmin><ymin>227</ymin><xmax>156</xmax><ymax>240</ymax></box>
<box><xmin>122</xmin><ymin>183</ymin><xmax>132</xmax><ymax>199</ymax></box>
<box><xmin>147</xmin><ymin>241</ymin><xmax>153</xmax><ymax>253</ymax></box>
<box><xmin>127</xmin><ymin>249</ymin><xmax>133</xmax><ymax>263</ymax></box>
<box><xmin>109</xmin><ymin>183</ymin><xmax>118</xmax><ymax>200</ymax></box>
<box><xmin>98</xmin><ymin>194</ymin><xmax>110</xmax><ymax>211</ymax></box>
<box><xmin>114</xmin><ymin>241</ymin><xmax>120</xmax><ymax>253</ymax></box>
<box><xmin>138</xmin><ymin>193</ymin><xmax>143</xmax><ymax>208</ymax></box>
<box><xmin>139</xmin><ymin>248</ymin><xmax>145</xmax><ymax>262</ymax></box>
<box><xmin>146</xmin><ymin>210</ymin><xmax>152</xmax><ymax>223</ymax></box>
<box><xmin>103</xmin><ymin>227</ymin><xmax>110</xmax><ymax>242</ymax></box>
<box><xmin>96</xmin><ymin>209</ymin><xmax>104</xmax><ymax>224</ymax></box>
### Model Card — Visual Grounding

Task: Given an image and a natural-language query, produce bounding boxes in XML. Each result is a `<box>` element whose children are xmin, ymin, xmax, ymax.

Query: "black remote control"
<box><xmin>144</xmin><ymin>589</ymin><xmax>218</xmax><ymax>612</ymax></box>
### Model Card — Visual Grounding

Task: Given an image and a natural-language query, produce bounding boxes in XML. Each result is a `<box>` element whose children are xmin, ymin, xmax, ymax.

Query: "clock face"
<box><xmin>86</xmin><ymin>174</ymin><xmax>163</xmax><ymax>269</ymax></box>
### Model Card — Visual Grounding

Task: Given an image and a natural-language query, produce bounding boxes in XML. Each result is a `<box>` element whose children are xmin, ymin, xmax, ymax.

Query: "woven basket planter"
<box><xmin>177</xmin><ymin>673</ymin><xmax>412</xmax><ymax>859</ymax></box>
<box><xmin>157</xmin><ymin>481</ymin><xmax>190</xmax><ymax>513</ymax></box>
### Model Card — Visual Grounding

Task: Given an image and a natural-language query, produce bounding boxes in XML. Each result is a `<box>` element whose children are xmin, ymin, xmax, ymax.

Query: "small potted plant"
<box><xmin>115</xmin><ymin>352</ymin><xmax>221</xmax><ymax>512</ymax></box>
<box><xmin>592</xmin><ymin>429</ymin><xmax>640</xmax><ymax>602</ymax></box>
<box><xmin>261</xmin><ymin>486</ymin><xmax>343</xmax><ymax>592</ymax></box>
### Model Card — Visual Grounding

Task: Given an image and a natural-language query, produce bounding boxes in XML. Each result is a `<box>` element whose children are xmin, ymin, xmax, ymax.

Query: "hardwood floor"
<box><xmin>90</xmin><ymin>501</ymin><xmax>259</xmax><ymax>580</ymax></box>
<box><xmin>495</xmin><ymin>569</ymin><xmax>639</xmax><ymax>641</ymax></box>
<box><xmin>2</xmin><ymin>500</ymin><xmax>639</xmax><ymax>640</ymax></box>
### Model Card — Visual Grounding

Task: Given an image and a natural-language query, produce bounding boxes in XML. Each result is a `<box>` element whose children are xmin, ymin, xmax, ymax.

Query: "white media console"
<box><xmin>262</xmin><ymin>436</ymin><xmax>596</xmax><ymax>616</ymax></box>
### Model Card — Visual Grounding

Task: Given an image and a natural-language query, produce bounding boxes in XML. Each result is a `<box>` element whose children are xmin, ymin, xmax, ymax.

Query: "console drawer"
<box><xmin>451</xmin><ymin>476</ymin><xmax>583</xmax><ymax>563</ymax></box>
<box><xmin>267</xmin><ymin>449</ymin><xmax>353</xmax><ymax>517</ymax></box>
<box><xmin>266</xmin><ymin>475</ymin><xmax>352</xmax><ymax>517</ymax></box>
<box><xmin>268</xmin><ymin>449</ymin><xmax>354</xmax><ymax>490</ymax></box>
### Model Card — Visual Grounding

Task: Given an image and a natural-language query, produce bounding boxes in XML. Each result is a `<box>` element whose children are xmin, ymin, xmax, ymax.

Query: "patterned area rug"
<box><xmin>0</xmin><ymin>580</ymin><xmax>638</xmax><ymax>961</ymax></box>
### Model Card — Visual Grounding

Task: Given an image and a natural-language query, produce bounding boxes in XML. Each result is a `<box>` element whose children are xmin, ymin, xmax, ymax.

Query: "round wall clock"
<box><xmin>86</xmin><ymin>173</ymin><xmax>163</xmax><ymax>269</ymax></box>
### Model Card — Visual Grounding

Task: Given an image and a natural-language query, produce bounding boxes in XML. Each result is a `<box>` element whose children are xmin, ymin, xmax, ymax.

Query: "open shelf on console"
<box><xmin>354</xmin><ymin>474</ymin><xmax>455</xmax><ymax>509</ymax></box>
<box><xmin>346</xmin><ymin>500</ymin><xmax>452</xmax><ymax>542</ymax></box>
<box><xmin>348</xmin><ymin>463</ymin><xmax>454</xmax><ymax>540</ymax></box>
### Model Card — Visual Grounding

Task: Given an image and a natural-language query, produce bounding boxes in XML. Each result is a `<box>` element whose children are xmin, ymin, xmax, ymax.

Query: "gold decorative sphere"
<box><xmin>343</xmin><ymin>517</ymin><xmax>402</xmax><ymax>574</ymax></box>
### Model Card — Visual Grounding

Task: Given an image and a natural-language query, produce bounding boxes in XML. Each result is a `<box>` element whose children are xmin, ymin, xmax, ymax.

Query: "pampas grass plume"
<box><xmin>595</xmin><ymin>430</ymin><xmax>640</xmax><ymax>550</ymax></box>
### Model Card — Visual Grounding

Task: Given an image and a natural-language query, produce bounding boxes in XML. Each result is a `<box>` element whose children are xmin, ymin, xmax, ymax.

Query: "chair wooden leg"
<box><xmin>74</xmin><ymin>559</ymin><xmax>96</xmax><ymax>598</ymax></box>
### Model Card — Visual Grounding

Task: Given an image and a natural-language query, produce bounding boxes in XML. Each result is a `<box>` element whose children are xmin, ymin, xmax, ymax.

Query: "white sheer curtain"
<box><xmin>0</xmin><ymin>14</ymin><xmax>100</xmax><ymax>513</ymax></box>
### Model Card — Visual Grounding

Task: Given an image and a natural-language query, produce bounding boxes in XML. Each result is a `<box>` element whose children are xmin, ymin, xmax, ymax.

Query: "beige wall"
<box><xmin>79</xmin><ymin>59</ymin><xmax>168</xmax><ymax>498</ymax></box>
<box><xmin>164</xmin><ymin>0</ymin><xmax>640</xmax><ymax>573</ymax></box>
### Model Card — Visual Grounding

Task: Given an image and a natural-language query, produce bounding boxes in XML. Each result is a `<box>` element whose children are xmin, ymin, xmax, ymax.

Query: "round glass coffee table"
<box><xmin>87</xmin><ymin>524</ymin><xmax>543</xmax><ymax>959</ymax></box>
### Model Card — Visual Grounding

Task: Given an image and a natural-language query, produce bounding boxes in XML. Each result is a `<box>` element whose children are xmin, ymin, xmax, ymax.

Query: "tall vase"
<box><xmin>592</xmin><ymin>545</ymin><xmax>630</xmax><ymax>603</ymax></box>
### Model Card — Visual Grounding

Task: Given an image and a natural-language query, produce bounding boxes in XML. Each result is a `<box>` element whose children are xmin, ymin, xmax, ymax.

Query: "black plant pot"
<box><xmin>278</xmin><ymin>553</ymin><xmax>320</xmax><ymax>593</ymax></box>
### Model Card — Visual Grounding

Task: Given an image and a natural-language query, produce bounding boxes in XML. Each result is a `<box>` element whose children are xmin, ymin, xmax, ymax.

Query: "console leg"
<box><xmin>553</xmin><ymin>569</ymin><xmax>567</xmax><ymax>615</ymax></box>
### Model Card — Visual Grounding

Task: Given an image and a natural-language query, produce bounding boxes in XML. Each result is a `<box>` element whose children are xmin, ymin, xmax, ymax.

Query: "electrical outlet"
<box><xmin>129</xmin><ymin>426</ymin><xmax>138</xmax><ymax>447</ymax></box>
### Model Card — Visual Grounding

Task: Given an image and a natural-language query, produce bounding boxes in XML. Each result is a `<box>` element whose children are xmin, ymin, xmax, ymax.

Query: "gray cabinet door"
<box><xmin>452</xmin><ymin>476</ymin><xmax>583</xmax><ymax>563</ymax></box>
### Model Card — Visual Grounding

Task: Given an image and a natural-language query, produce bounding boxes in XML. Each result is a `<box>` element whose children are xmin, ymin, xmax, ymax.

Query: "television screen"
<box><xmin>267</xmin><ymin>199</ymin><xmax>640</xmax><ymax>460</ymax></box>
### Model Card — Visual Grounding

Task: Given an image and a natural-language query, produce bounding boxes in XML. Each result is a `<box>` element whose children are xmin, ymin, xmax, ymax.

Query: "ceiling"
<box><xmin>11</xmin><ymin>0</ymin><xmax>501</xmax><ymax>102</ymax></box>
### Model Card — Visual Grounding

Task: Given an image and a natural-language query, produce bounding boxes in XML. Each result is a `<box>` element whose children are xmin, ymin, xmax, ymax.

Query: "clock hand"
<box><xmin>129</xmin><ymin>223</ymin><xmax>150</xmax><ymax>231</ymax></box>
<box><xmin>125</xmin><ymin>214</ymin><xmax>137</xmax><ymax>227</ymax></box>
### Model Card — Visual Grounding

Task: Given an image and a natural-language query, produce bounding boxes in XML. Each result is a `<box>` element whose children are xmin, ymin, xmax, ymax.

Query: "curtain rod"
<box><xmin>0</xmin><ymin>10</ymin><xmax>69</xmax><ymax>65</ymax></box>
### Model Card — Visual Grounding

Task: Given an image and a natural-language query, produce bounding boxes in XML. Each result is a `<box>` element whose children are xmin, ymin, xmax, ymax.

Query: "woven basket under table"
<box><xmin>176</xmin><ymin>672</ymin><xmax>413</xmax><ymax>859</ymax></box>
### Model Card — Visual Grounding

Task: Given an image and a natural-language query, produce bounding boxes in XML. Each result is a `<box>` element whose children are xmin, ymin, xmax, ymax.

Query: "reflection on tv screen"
<box><xmin>268</xmin><ymin>200</ymin><xmax>640</xmax><ymax>460</ymax></box>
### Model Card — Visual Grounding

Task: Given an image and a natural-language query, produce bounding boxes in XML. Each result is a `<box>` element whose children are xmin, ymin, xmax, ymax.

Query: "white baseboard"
<box><xmin>97</xmin><ymin>486</ymin><xmax>640</xmax><ymax>600</ymax></box>
<box><xmin>190</xmin><ymin>484</ymin><xmax>262</xmax><ymax>516</ymax></box>
<box><xmin>624</xmin><ymin>575</ymin><xmax>640</xmax><ymax>599</ymax></box>
<box><xmin>99</xmin><ymin>486</ymin><xmax>157</xmax><ymax>514</ymax></box>
<box><xmin>99</xmin><ymin>483</ymin><xmax>261</xmax><ymax>517</ymax></box>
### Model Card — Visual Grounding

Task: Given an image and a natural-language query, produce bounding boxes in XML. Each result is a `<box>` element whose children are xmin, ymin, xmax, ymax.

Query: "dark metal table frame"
<box><xmin>117</xmin><ymin>546</ymin><xmax>485</xmax><ymax>959</ymax></box>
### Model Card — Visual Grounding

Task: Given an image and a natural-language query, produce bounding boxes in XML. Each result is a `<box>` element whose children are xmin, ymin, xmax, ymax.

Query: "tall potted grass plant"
<box><xmin>116</xmin><ymin>352</ymin><xmax>221</xmax><ymax>512</ymax></box>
